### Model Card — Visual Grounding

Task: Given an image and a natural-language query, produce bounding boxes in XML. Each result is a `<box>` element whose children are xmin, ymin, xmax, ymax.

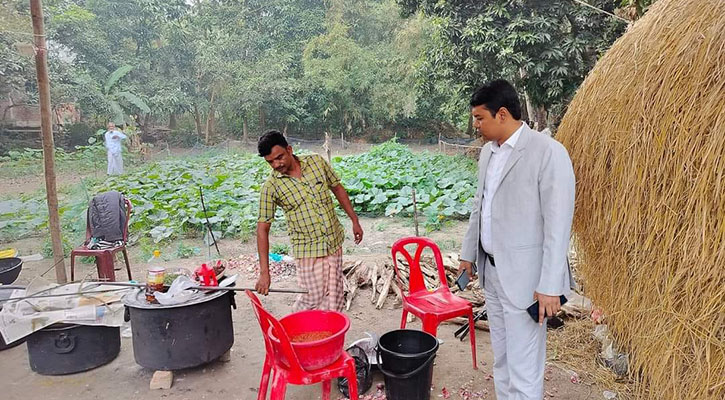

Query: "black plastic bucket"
<box><xmin>377</xmin><ymin>329</ymin><xmax>439</xmax><ymax>400</ymax></box>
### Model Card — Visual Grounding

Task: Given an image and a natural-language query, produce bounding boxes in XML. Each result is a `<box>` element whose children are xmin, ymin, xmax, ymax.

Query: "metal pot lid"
<box><xmin>122</xmin><ymin>287</ymin><xmax>230</xmax><ymax>310</ymax></box>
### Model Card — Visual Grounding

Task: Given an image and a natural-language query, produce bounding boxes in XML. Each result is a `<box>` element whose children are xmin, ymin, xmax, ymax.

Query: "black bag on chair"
<box><xmin>87</xmin><ymin>191</ymin><xmax>126</xmax><ymax>242</ymax></box>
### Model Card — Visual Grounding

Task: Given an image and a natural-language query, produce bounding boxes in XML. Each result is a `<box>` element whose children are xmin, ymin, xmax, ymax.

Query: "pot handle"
<box><xmin>376</xmin><ymin>345</ymin><xmax>436</xmax><ymax>380</ymax></box>
<box><xmin>228</xmin><ymin>291</ymin><xmax>237</xmax><ymax>310</ymax></box>
<box><xmin>54</xmin><ymin>332</ymin><xmax>76</xmax><ymax>354</ymax></box>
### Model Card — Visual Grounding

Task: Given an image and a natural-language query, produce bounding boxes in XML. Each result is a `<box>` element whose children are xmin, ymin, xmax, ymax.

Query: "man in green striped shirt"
<box><xmin>255</xmin><ymin>130</ymin><xmax>363</xmax><ymax>311</ymax></box>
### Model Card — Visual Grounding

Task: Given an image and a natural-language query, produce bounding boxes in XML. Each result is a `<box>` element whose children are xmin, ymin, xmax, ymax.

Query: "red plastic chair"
<box><xmin>70</xmin><ymin>198</ymin><xmax>133</xmax><ymax>282</ymax></box>
<box><xmin>246</xmin><ymin>291</ymin><xmax>359</xmax><ymax>400</ymax></box>
<box><xmin>391</xmin><ymin>236</ymin><xmax>477</xmax><ymax>369</ymax></box>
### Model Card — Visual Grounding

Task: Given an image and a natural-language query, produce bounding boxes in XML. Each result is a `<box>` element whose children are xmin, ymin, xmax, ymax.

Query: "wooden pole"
<box><xmin>30</xmin><ymin>0</ymin><xmax>67</xmax><ymax>283</ymax></box>
<box><xmin>412</xmin><ymin>189</ymin><xmax>419</xmax><ymax>236</ymax></box>
<box><xmin>323</xmin><ymin>132</ymin><xmax>331</xmax><ymax>163</ymax></box>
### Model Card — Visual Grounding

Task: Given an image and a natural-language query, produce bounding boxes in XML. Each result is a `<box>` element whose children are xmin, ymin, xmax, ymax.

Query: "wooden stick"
<box><xmin>74</xmin><ymin>281</ymin><xmax>309</xmax><ymax>294</ymax></box>
<box><xmin>412</xmin><ymin>189</ymin><xmax>419</xmax><ymax>236</ymax></box>
<box><xmin>0</xmin><ymin>288</ymin><xmax>129</xmax><ymax>303</ymax></box>
<box><xmin>30</xmin><ymin>0</ymin><xmax>66</xmax><ymax>284</ymax></box>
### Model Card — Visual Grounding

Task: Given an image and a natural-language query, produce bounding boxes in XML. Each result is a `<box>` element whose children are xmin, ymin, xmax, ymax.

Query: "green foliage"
<box><xmin>104</xmin><ymin>65</ymin><xmax>134</xmax><ymax>95</ymax></box>
<box><xmin>1</xmin><ymin>142</ymin><xmax>478</xmax><ymax>242</ymax></box>
<box><xmin>0</xmin><ymin>144</ymin><xmax>105</xmax><ymax>163</ymax></box>
<box><xmin>333</xmin><ymin>140</ymin><xmax>477</xmax><ymax>229</ymax></box>
<box><xmin>270</xmin><ymin>243</ymin><xmax>291</xmax><ymax>255</ymax></box>
<box><xmin>374</xmin><ymin>220</ymin><xmax>390</xmax><ymax>232</ymax></box>
<box><xmin>42</xmin><ymin>234</ymin><xmax>75</xmax><ymax>258</ymax></box>
<box><xmin>94</xmin><ymin>151</ymin><xmax>269</xmax><ymax>243</ymax></box>
<box><xmin>0</xmin><ymin>1</ymin><xmax>34</xmax><ymax>99</ymax></box>
<box><xmin>175</xmin><ymin>242</ymin><xmax>201</xmax><ymax>259</ymax></box>
<box><xmin>398</xmin><ymin>0</ymin><xmax>628</xmax><ymax>127</ymax></box>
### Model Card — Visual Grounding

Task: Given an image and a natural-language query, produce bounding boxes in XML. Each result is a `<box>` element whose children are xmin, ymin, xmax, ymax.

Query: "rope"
<box><xmin>569</xmin><ymin>0</ymin><xmax>631</xmax><ymax>23</ymax></box>
<box><xmin>0</xmin><ymin>30</ymin><xmax>44</xmax><ymax>37</ymax></box>
<box><xmin>439</xmin><ymin>139</ymin><xmax>484</xmax><ymax>150</ymax></box>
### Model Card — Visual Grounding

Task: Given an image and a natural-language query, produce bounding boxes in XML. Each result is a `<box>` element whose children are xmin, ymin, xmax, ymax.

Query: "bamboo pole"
<box><xmin>412</xmin><ymin>188</ymin><xmax>419</xmax><ymax>236</ymax></box>
<box><xmin>30</xmin><ymin>0</ymin><xmax>67</xmax><ymax>283</ymax></box>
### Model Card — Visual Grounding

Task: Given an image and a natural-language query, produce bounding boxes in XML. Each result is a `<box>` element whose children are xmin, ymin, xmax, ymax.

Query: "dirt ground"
<box><xmin>0</xmin><ymin>216</ymin><xmax>603</xmax><ymax>400</ymax></box>
<box><xmin>0</xmin><ymin>143</ymin><xmax>605</xmax><ymax>399</ymax></box>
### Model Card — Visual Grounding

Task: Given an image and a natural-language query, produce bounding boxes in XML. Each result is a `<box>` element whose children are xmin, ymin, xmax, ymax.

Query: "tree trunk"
<box><xmin>193</xmin><ymin>104</ymin><xmax>203</xmax><ymax>136</ymax></box>
<box><xmin>466</xmin><ymin>114</ymin><xmax>473</xmax><ymax>137</ymax></box>
<box><xmin>242</xmin><ymin>117</ymin><xmax>248</xmax><ymax>143</ymax></box>
<box><xmin>30</xmin><ymin>0</ymin><xmax>67</xmax><ymax>283</ymax></box>
<box><xmin>143</xmin><ymin>113</ymin><xmax>151</xmax><ymax>132</ymax></box>
<box><xmin>534</xmin><ymin>105</ymin><xmax>548</xmax><ymax>131</ymax></box>
<box><xmin>258</xmin><ymin>105</ymin><xmax>266</xmax><ymax>133</ymax></box>
<box><xmin>169</xmin><ymin>113</ymin><xmax>177</xmax><ymax>129</ymax></box>
<box><xmin>205</xmin><ymin>89</ymin><xmax>215</xmax><ymax>144</ymax></box>
<box><xmin>283</xmin><ymin>121</ymin><xmax>288</xmax><ymax>137</ymax></box>
<box><xmin>323</xmin><ymin>132</ymin><xmax>331</xmax><ymax>163</ymax></box>
<box><xmin>519</xmin><ymin>68</ymin><xmax>535</xmax><ymax>126</ymax></box>
<box><xmin>340</xmin><ymin>110</ymin><xmax>346</xmax><ymax>149</ymax></box>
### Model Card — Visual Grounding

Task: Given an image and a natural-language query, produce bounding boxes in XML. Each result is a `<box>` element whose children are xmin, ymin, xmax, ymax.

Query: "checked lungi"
<box><xmin>293</xmin><ymin>247</ymin><xmax>344</xmax><ymax>312</ymax></box>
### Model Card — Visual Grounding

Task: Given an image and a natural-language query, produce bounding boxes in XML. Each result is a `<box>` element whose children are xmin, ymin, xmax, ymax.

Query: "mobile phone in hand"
<box><xmin>455</xmin><ymin>270</ymin><xmax>471</xmax><ymax>291</ymax></box>
<box><xmin>526</xmin><ymin>295</ymin><xmax>568</xmax><ymax>323</ymax></box>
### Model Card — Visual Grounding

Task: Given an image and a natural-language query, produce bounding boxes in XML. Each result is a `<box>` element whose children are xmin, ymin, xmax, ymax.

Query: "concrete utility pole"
<box><xmin>30</xmin><ymin>0</ymin><xmax>67</xmax><ymax>283</ymax></box>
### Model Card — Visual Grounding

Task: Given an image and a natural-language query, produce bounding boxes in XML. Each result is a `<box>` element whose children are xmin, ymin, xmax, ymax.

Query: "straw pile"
<box><xmin>555</xmin><ymin>0</ymin><xmax>724</xmax><ymax>399</ymax></box>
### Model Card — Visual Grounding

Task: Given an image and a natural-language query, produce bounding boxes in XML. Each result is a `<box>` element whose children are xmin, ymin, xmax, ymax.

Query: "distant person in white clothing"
<box><xmin>104</xmin><ymin>122</ymin><xmax>127</xmax><ymax>175</ymax></box>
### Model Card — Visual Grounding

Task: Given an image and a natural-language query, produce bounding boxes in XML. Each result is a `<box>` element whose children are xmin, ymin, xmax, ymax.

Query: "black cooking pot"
<box><xmin>26</xmin><ymin>323</ymin><xmax>121</xmax><ymax>375</ymax></box>
<box><xmin>124</xmin><ymin>288</ymin><xmax>236</xmax><ymax>371</ymax></box>
<box><xmin>0</xmin><ymin>257</ymin><xmax>22</xmax><ymax>284</ymax></box>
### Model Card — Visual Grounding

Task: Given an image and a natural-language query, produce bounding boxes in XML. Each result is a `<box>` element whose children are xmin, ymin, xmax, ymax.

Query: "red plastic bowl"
<box><xmin>269</xmin><ymin>310</ymin><xmax>350</xmax><ymax>371</ymax></box>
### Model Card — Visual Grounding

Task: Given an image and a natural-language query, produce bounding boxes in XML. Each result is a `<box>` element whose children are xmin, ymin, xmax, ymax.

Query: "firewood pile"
<box><xmin>342</xmin><ymin>253</ymin><xmax>485</xmax><ymax>312</ymax></box>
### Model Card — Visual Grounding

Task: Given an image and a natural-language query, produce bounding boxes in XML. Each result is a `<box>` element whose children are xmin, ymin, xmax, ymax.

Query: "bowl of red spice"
<box><xmin>269</xmin><ymin>309</ymin><xmax>351</xmax><ymax>371</ymax></box>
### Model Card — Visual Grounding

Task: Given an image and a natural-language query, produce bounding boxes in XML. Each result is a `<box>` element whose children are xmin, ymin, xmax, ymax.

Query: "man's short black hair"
<box><xmin>470</xmin><ymin>79</ymin><xmax>522</xmax><ymax>120</ymax></box>
<box><xmin>257</xmin><ymin>130</ymin><xmax>288</xmax><ymax>157</ymax></box>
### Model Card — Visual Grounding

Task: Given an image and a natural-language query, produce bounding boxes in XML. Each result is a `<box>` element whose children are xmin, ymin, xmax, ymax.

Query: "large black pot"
<box><xmin>0</xmin><ymin>285</ymin><xmax>26</xmax><ymax>351</ymax></box>
<box><xmin>0</xmin><ymin>257</ymin><xmax>22</xmax><ymax>284</ymax></box>
<box><xmin>124</xmin><ymin>289</ymin><xmax>236</xmax><ymax>371</ymax></box>
<box><xmin>26</xmin><ymin>323</ymin><xmax>121</xmax><ymax>375</ymax></box>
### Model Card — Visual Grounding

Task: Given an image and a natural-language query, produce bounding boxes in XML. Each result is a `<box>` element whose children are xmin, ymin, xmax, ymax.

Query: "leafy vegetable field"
<box><xmin>0</xmin><ymin>141</ymin><xmax>477</xmax><ymax>244</ymax></box>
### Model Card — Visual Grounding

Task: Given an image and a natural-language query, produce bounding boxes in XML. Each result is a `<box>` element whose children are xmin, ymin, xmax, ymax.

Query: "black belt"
<box><xmin>485</xmin><ymin>252</ymin><xmax>496</xmax><ymax>267</ymax></box>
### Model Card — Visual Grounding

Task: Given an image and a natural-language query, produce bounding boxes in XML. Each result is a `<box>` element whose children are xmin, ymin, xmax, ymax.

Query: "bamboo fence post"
<box><xmin>412</xmin><ymin>189</ymin><xmax>419</xmax><ymax>236</ymax></box>
<box><xmin>31</xmin><ymin>0</ymin><xmax>67</xmax><ymax>283</ymax></box>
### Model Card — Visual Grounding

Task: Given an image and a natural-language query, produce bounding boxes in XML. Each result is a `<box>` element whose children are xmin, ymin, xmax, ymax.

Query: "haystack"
<box><xmin>555</xmin><ymin>0</ymin><xmax>724</xmax><ymax>399</ymax></box>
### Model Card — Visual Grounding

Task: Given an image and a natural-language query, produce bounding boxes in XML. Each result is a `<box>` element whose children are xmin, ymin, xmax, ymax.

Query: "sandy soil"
<box><xmin>0</xmin><ymin>143</ymin><xmax>602</xmax><ymax>400</ymax></box>
<box><xmin>0</xmin><ymin>218</ymin><xmax>601</xmax><ymax>400</ymax></box>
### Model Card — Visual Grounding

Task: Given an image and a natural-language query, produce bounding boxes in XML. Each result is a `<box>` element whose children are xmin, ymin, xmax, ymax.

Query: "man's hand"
<box><xmin>458</xmin><ymin>260</ymin><xmax>475</xmax><ymax>279</ymax></box>
<box><xmin>534</xmin><ymin>292</ymin><xmax>561</xmax><ymax>325</ymax></box>
<box><xmin>352</xmin><ymin>220</ymin><xmax>363</xmax><ymax>244</ymax></box>
<box><xmin>255</xmin><ymin>272</ymin><xmax>271</xmax><ymax>295</ymax></box>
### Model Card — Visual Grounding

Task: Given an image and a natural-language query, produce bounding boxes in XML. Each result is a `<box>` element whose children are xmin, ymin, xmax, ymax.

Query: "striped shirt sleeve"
<box><xmin>258</xmin><ymin>180</ymin><xmax>277</xmax><ymax>223</ymax></box>
<box><xmin>320</xmin><ymin>156</ymin><xmax>341</xmax><ymax>188</ymax></box>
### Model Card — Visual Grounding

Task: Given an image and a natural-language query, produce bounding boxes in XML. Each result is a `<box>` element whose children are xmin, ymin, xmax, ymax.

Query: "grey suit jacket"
<box><xmin>460</xmin><ymin>124</ymin><xmax>576</xmax><ymax>309</ymax></box>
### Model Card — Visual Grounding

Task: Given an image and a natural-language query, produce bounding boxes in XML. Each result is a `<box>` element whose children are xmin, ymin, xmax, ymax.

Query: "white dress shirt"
<box><xmin>104</xmin><ymin>130</ymin><xmax>127</xmax><ymax>154</ymax></box>
<box><xmin>480</xmin><ymin>123</ymin><xmax>524</xmax><ymax>254</ymax></box>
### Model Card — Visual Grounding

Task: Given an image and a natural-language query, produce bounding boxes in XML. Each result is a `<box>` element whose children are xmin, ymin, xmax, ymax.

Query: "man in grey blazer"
<box><xmin>458</xmin><ymin>80</ymin><xmax>575</xmax><ymax>400</ymax></box>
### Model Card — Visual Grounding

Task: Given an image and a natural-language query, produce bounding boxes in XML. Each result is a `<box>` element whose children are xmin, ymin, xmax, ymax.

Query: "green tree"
<box><xmin>0</xmin><ymin>1</ymin><xmax>36</xmax><ymax>121</ymax></box>
<box><xmin>101</xmin><ymin>65</ymin><xmax>150</xmax><ymax>124</ymax></box>
<box><xmin>303</xmin><ymin>0</ymin><xmax>436</xmax><ymax>138</ymax></box>
<box><xmin>398</xmin><ymin>0</ymin><xmax>627</xmax><ymax>130</ymax></box>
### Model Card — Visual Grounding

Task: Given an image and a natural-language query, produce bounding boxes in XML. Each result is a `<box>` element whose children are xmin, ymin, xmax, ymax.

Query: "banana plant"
<box><xmin>102</xmin><ymin>64</ymin><xmax>150</xmax><ymax>124</ymax></box>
